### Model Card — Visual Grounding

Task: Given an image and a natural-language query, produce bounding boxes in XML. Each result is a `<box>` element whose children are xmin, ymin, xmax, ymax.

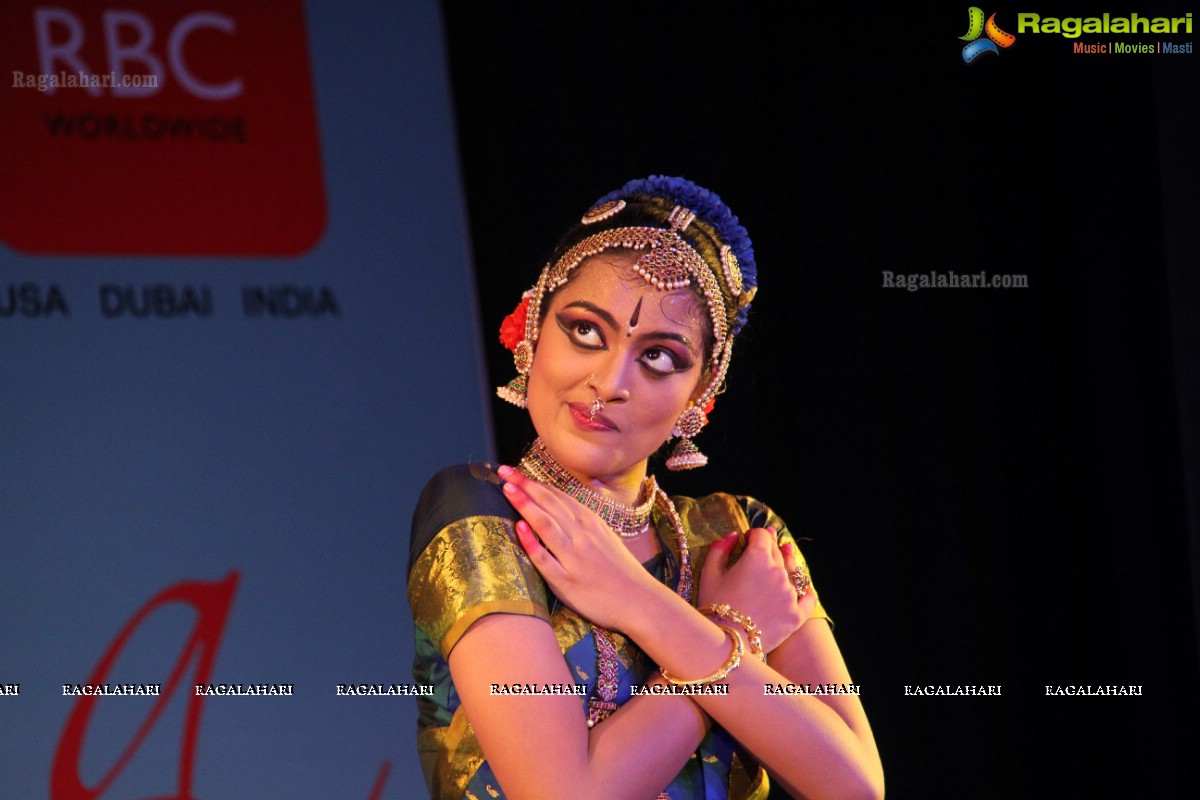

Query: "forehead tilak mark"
<box><xmin>626</xmin><ymin>297</ymin><xmax>644</xmax><ymax>337</ymax></box>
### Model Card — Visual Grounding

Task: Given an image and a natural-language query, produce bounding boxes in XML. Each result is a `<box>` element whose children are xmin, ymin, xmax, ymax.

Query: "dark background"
<box><xmin>443</xmin><ymin>2</ymin><xmax>1199</xmax><ymax>797</ymax></box>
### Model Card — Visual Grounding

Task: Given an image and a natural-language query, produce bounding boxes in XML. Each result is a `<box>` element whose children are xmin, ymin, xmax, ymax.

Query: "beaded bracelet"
<box><xmin>700</xmin><ymin>603</ymin><xmax>765</xmax><ymax>662</ymax></box>
<box><xmin>660</xmin><ymin>624</ymin><xmax>744</xmax><ymax>687</ymax></box>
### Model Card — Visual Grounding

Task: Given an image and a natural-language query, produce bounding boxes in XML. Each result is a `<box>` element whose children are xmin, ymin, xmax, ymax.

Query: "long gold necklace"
<box><xmin>515</xmin><ymin>439</ymin><xmax>694</xmax><ymax>728</ymax></box>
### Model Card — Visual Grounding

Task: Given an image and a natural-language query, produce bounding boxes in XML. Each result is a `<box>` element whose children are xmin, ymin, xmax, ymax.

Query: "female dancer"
<box><xmin>409</xmin><ymin>177</ymin><xmax>883</xmax><ymax>799</ymax></box>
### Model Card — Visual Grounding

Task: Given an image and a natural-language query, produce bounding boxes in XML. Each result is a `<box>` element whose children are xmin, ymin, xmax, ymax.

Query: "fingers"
<box><xmin>499</xmin><ymin>465</ymin><xmax>621</xmax><ymax>575</ymax></box>
<box><xmin>744</xmin><ymin>526</ymin><xmax>777</xmax><ymax>548</ymax></box>
<box><xmin>743</xmin><ymin>526</ymin><xmax>785</xmax><ymax>570</ymax></box>
<box><xmin>782</xmin><ymin>541</ymin><xmax>814</xmax><ymax>608</ymax></box>
<box><xmin>702</xmin><ymin>531</ymin><xmax>740</xmax><ymax>578</ymax></box>
<box><xmin>781</xmin><ymin>540</ymin><xmax>799</xmax><ymax>572</ymax></box>
<box><xmin>704</xmin><ymin>527</ymin><xmax>783</xmax><ymax>583</ymax></box>
<box><xmin>498</xmin><ymin>466</ymin><xmax>580</xmax><ymax>525</ymax></box>
<box><xmin>513</xmin><ymin>519</ymin><xmax>566</xmax><ymax>583</ymax></box>
<box><xmin>796</xmin><ymin>586</ymin><xmax>818</xmax><ymax>618</ymax></box>
<box><xmin>502</xmin><ymin>476</ymin><xmax>573</xmax><ymax>558</ymax></box>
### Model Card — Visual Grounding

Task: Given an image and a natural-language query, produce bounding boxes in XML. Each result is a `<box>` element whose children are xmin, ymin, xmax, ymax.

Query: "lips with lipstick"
<box><xmin>569</xmin><ymin>402</ymin><xmax>617</xmax><ymax>431</ymax></box>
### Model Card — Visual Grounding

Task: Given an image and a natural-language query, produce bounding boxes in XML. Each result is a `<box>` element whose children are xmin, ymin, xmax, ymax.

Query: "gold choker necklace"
<box><xmin>518</xmin><ymin>439</ymin><xmax>655</xmax><ymax>538</ymax></box>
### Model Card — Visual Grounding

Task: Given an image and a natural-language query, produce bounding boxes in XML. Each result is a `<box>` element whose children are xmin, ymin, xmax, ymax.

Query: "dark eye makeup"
<box><xmin>555</xmin><ymin>311</ymin><xmax>695</xmax><ymax>377</ymax></box>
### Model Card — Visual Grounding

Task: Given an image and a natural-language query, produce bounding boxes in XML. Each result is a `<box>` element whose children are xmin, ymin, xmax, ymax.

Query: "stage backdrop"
<box><xmin>1</xmin><ymin>1</ymin><xmax>485</xmax><ymax>798</ymax></box>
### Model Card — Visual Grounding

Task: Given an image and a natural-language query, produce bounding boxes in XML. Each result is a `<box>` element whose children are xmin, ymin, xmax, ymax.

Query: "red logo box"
<box><xmin>1</xmin><ymin>1</ymin><xmax>326</xmax><ymax>255</ymax></box>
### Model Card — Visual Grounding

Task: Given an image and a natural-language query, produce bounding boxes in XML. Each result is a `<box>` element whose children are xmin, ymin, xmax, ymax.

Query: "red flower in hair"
<box><xmin>499</xmin><ymin>296</ymin><xmax>530</xmax><ymax>352</ymax></box>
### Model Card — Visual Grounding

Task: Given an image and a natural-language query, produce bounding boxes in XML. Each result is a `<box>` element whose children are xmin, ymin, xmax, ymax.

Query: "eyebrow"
<box><xmin>561</xmin><ymin>301</ymin><xmax>697</xmax><ymax>354</ymax></box>
<box><xmin>562</xmin><ymin>300</ymin><xmax>618</xmax><ymax>330</ymax></box>
<box><xmin>643</xmin><ymin>330</ymin><xmax>697</xmax><ymax>354</ymax></box>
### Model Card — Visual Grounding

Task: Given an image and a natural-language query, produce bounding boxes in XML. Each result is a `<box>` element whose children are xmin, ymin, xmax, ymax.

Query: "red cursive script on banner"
<box><xmin>51</xmin><ymin>571</ymin><xmax>391</xmax><ymax>799</ymax></box>
<box><xmin>52</xmin><ymin>572</ymin><xmax>239</xmax><ymax>799</ymax></box>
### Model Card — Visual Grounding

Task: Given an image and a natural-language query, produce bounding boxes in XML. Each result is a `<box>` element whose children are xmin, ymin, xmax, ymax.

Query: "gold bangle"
<box><xmin>700</xmin><ymin>603</ymin><xmax>765</xmax><ymax>662</ymax></box>
<box><xmin>660</xmin><ymin>624</ymin><xmax>743</xmax><ymax>686</ymax></box>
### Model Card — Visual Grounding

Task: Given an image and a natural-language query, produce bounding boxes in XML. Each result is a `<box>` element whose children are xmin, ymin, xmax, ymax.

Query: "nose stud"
<box><xmin>586</xmin><ymin>373</ymin><xmax>606</xmax><ymax>420</ymax></box>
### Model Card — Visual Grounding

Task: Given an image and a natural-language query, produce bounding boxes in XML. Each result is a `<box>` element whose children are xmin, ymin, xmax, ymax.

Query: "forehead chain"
<box><xmin>521</xmin><ymin>210</ymin><xmax>740</xmax><ymax>409</ymax></box>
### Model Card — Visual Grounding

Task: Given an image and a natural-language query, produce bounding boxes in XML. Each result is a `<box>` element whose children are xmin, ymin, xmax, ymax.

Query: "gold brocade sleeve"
<box><xmin>408</xmin><ymin>515</ymin><xmax>551</xmax><ymax>659</ymax></box>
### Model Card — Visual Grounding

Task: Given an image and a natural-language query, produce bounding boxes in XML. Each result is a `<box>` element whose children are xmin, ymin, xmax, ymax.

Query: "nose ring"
<box><xmin>586</xmin><ymin>374</ymin><xmax>605</xmax><ymax>421</ymax></box>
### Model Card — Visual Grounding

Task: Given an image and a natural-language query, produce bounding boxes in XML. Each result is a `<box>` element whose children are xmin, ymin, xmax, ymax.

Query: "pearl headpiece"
<box><xmin>497</xmin><ymin>177</ymin><xmax>758</xmax><ymax>469</ymax></box>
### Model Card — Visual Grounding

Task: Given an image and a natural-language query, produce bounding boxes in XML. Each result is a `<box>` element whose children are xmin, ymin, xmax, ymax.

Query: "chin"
<box><xmin>549</xmin><ymin>433</ymin><xmax>615</xmax><ymax>472</ymax></box>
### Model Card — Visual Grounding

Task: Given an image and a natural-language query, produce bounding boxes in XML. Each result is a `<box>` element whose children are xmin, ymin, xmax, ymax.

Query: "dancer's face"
<box><xmin>526</xmin><ymin>251</ymin><xmax>708</xmax><ymax>486</ymax></box>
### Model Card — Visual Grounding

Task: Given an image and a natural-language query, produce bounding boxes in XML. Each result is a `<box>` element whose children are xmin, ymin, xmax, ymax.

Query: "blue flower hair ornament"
<box><xmin>597</xmin><ymin>175</ymin><xmax>757</xmax><ymax>335</ymax></box>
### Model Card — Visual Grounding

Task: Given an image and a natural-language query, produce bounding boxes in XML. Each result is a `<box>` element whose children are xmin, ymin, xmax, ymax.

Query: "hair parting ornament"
<box><xmin>497</xmin><ymin>176</ymin><xmax>758</xmax><ymax>470</ymax></box>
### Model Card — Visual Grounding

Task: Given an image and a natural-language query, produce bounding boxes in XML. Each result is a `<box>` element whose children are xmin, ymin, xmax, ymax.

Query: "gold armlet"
<box><xmin>660</xmin><ymin>624</ymin><xmax>743</xmax><ymax>686</ymax></box>
<box><xmin>700</xmin><ymin>602</ymin><xmax>765</xmax><ymax>662</ymax></box>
